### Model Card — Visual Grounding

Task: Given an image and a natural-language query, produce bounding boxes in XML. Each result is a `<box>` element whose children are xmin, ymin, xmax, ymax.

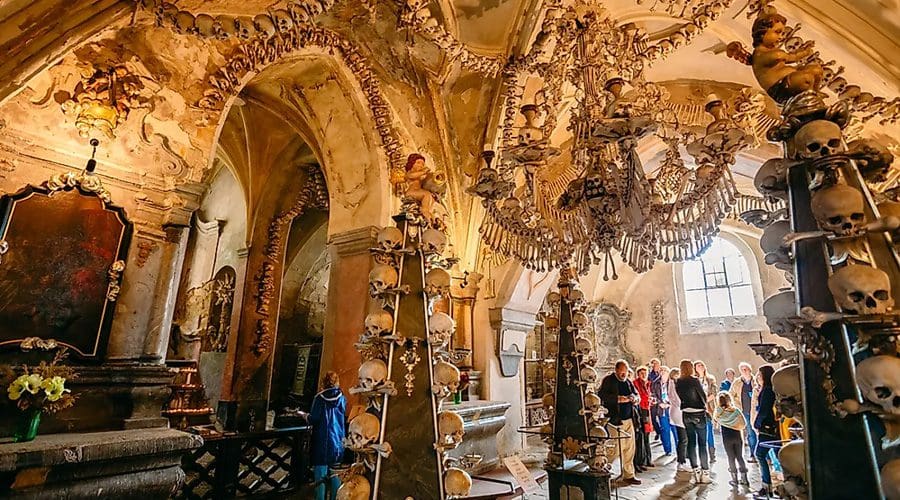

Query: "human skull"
<box><xmin>234</xmin><ymin>16</ymin><xmax>258</xmax><ymax>39</ymax></box>
<box><xmin>879</xmin><ymin>201</ymin><xmax>900</xmax><ymax>241</ymax></box>
<box><xmin>364</xmin><ymin>310</ymin><xmax>393</xmax><ymax>336</ymax></box>
<box><xmin>572</xmin><ymin>312</ymin><xmax>590</xmax><ymax>330</ymax></box>
<box><xmin>469</xmin><ymin>167</ymin><xmax>504</xmax><ymax>199</ymax></box>
<box><xmin>194</xmin><ymin>13</ymin><xmax>218</xmax><ymax>37</ymax></box>
<box><xmin>214</xmin><ymin>15</ymin><xmax>237</xmax><ymax>39</ymax></box>
<box><xmin>271</xmin><ymin>9</ymin><xmax>293</xmax><ymax>33</ymax></box>
<box><xmin>544</xmin><ymin>363</ymin><xmax>557</xmax><ymax>382</ymax></box>
<box><xmin>545</xmin><ymin>291</ymin><xmax>561</xmax><ymax>310</ymax></box>
<box><xmin>773</xmin><ymin>364</ymin><xmax>801</xmax><ymax>400</ymax></box>
<box><xmin>434</xmin><ymin>361</ymin><xmax>461</xmax><ymax>394</ymax></box>
<box><xmin>763</xmin><ymin>291</ymin><xmax>797</xmax><ymax>337</ymax></box>
<box><xmin>761</xmin><ymin>220</ymin><xmax>792</xmax><ymax>269</ymax></box>
<box><xmin>778</xmin><ymin>440</ymin><xmax>806</xmax><ymax>481</ymax></box>
<box><xmin>792</xmin><ymin>120</ymin><xmax>844</xmax><ymax>161</ymax></box>
<box><xmin>584</xmin><ymin>392</ymin><xmax>603</xmax><ymax>413</ymax></box>
<box><xmin>438</xmin><ymin>410</ymin><xmax>465</xmax><ymax>447</ymax></box>
<box><xmin>575</xmin><ymin>335</ymin><xmax>593</xmax><ymax>356</ymax></box>
<box><xmin>358</xmin><ymin>359</ymin><xmax>388</xmax><ymax>391</ymax></box>
<box><xmin>543</xmin><ymin>316</ymin><xmax>559</xmax><ymax>329</ymax></box>
<box><xmin>346</xmin><ymin>413</ymin><xmax>380</xmax><ymax>449</ymax></box>
<box><xmin>754</xmin><ymin>158</ymin><xmax>789</xmax><ymax>201</ymax></box>
<box><xmin>569</xmin><ymin>288</ymin><xmax>586</xmax><ymax>307</ymax></box>
<box><xmin>811</xmin><ymin>184</ymin><xmax>866</xmax><ymax>236</ymax></box>
<box><xmin>848</xmin><ymin>138</ymin><xmax>895</xmax><ymax>181</ymax></box>
<box><xmin>377</xmin><ymin>226</ymin><xmax>403</xmax><ymax>251</ymax></box>
<box><xmin>828</xmin><ymin>265</ymin><xmax>893</xmax><ymax>315</ymax></box>
<box><xmin>857</xmin><ymin>355</ymin><xmax>900</xmax><ymax>415</ymax></box>
<box><xmin>369</xmin><ymin>264</ymin><xmax>399</xmax><ymax>296</ymax></box>
<box><xmin>253</xmin><ymin>14</ymin><xmax>277</xmax><ymax>38</ymax></box>
<box><xmin>424</xmin><ymin>268</ymin><xmax>451</xmax><ymax>296</ymax></box>
<box><xmin>545</xmin><ymin>338</ymin><xmax>558</xmax><ymax>356</ymax></box>
<box><xmin>336</xmin><ymin>475</ymin><xmax>371</xmax><ymax>500</ymax></box>
<box><xmin>580</xmin><ymin>366</ymin><xmax>598</xmax><ymax>384</ymax></box>
<box><xmin>429</xmin><ymin>312</ymin><xmax>455</xmax><ymax>346</ymax></box>
<box><xmin>444</xmin><ymin>467</ymin><xmax>473</xmax><ymax>498</ymax></box>
<box><xmin>173</xmin><ymin>11</ymin><xmax>196</xmax><ymax>34</ymax></box>
<box><xmin>882</xmin><ymin>458</ymin><xmax>900</xmax><ymax>500</ymax></box>
<box><xmin>421</xmin><ymin>228</ymin><xmax>446</xmax><ymax>255</ymax></box>
<box><xmin>542</xmin><ymin>392</ymin><xmax>555</xmax><ymax>413</ymax></box>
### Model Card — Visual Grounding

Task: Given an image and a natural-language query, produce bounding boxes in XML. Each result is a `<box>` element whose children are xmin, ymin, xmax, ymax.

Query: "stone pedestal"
<box><xmin>445</xmin><ymin>400</ymin><xmax>510</xmax><ymax>473</ymax></box>
<box><xmin>0</xmin><ymin>429</ymin><xmax>201</xmax><ymax>499</ymax></box>
<box><xmin>0</xmin><ymin>364</ymin><xmax>175</xmax><ymax>438</ymax></box>
<box><xmin>547</xmin><ymin>465</ymin><xmax>611</xmax><ymax>500</ymax></box>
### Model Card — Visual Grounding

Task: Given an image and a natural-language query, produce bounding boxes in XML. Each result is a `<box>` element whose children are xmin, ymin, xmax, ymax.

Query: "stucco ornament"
<box><xmin>444</xmin><ymin>467</ymin><xmax>472</xmax><ymax>498</ymax></box>
<box><xmin>811</xmin><ymin>184</ymin><xmax>866</xmax><ymax>236</ymax></box>
<box><xmin>345</xmin><ymin>413</ymin><xmax>380</xmax><ymax>450</ymax></box>
<box><xmin>336</xmin><ymin>475</ymin><xmax>371</xmax><ymax>500</ymax></box>
<box><xmin>369</xmin><ymin>264</ymin><xmax>399</xmax><ymax>297</ymax></box>
<box><xmin>827</xmin><ymin>265</ymin><xmax>893</xmax><ymax>315</ymax></box>
<box><xmin>393</xmin><ymin>154</ymin><xmax>446</xmax><ymax>226</ymax></box>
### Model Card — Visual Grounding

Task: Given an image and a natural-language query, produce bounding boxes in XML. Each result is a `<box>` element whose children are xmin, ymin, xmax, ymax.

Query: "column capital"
<box><xmin>329</xmin><ymin>226</ymin><xmax>379</xmax><ymax>257</ymax></box>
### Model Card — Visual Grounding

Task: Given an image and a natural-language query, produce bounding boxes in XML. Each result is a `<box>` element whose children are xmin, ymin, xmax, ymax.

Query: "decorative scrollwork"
<box><xmin>106</xmin><ymin>260</ymin><xmax>126</xmax><ymax>302</ymax></box>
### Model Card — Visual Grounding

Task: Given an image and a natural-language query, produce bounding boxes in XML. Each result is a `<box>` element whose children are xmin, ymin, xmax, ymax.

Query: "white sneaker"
<box><xmin>692</xmin><ymin>468</ymin><xmax>702</xmax><ymax>482</ymax></box>
<box><xmin>677</xmin><ymin>463</ymin><xmax>693</xmax><ymax>472</ymax></box>
<box><xmin>699</xmin><ymin>469</ymin><xmax>713</xmax><ymax>484</ymax></box>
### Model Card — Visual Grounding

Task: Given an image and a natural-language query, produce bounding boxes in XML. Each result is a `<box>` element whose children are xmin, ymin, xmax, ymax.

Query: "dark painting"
<box><xmin>0</xmin><ymin>186</ymin><xmax>131</xmax><ymax>359</ymax></box>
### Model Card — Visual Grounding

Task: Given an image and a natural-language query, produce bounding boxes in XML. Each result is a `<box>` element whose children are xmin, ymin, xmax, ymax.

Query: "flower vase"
<box><xmin>13</xmin><ymin>408</ymin><xmax>41</xmax><ymax>442</ymax></box>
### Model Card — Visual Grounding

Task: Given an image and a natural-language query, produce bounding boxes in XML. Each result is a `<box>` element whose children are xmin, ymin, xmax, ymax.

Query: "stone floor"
<box><xmin>527</xmin><ymin>433</ymin><xmax>777</xmax><ymax>500</ymax></box>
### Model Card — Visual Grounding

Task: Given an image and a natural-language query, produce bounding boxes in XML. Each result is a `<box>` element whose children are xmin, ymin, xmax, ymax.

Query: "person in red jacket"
<box><xmin>633</xmin><ymin>366</ymin><xmax>653</xmax><ymax>470</ymax></box>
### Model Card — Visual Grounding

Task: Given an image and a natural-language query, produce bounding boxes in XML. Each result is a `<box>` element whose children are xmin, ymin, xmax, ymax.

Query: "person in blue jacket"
<box><xmin>309</xmin><ymin>371</ymin><xmax>347</xmax><ymax>500</ymax></box>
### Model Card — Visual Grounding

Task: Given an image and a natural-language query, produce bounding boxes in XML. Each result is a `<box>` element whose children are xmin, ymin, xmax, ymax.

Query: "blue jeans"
<box><xmin>314</xmin><ymin>465</ymin><xmax>340</xmax><ymax>500</ymax></box>
<box><xmin>743</xmin><ymin>411</ymin><xmax>758</xmax><ymax>454</ymax></box>
<box><xmin>755</xmin><ymin>432</ymin><xmax>782</xmax><ymax>486</ymax></box>
<box><xmin>705</xmin><ymin>418</ymin><xmax>715</xmax><ymax>448</ymax></box>
<box><xmin>684</xmin><ymin>413</ymin><xmax>709</xmax><ymax>470</ymax></box>
<box><xmin>658</xmin><ymin>411</ymin><xmax>673</xmax><ymax>455</ymax></box>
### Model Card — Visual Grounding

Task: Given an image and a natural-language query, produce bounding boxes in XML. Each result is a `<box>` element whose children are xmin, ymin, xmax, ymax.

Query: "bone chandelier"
<box><xmin>469</xmin><ymin>0</ymin><xmax>759</xmax><ymax>278</ymax></box>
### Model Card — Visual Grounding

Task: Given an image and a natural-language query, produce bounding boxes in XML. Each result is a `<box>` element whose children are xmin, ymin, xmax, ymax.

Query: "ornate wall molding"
<box><xmin>586</xmin><ymin>301</ymin><xmax>636</xmax><ymax>369</ymax></box>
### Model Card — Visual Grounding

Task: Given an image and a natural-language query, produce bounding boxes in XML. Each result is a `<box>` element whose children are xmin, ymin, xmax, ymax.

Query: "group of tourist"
<box><xmin>599</xmin><ymin>358</ymin><xmax>785</xmax><ymax>497</ymax></box>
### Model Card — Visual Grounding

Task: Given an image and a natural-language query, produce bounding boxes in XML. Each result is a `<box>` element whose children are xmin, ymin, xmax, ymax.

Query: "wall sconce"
<box><xmin>61</xmin><ymin>65</ymin><xmax>143</xmax><ymax>139</ymax></box>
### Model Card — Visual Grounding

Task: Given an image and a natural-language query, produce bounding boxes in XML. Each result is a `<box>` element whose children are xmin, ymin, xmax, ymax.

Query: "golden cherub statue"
<box><xmin>392</xmin><ymin>153</ymin><xmax>446</xmax><ymax>226</ymax></box>
<box><xmin>727</xmin><ymin>7</ymin><xmax>823</xmax><ymax>103</ymax></box>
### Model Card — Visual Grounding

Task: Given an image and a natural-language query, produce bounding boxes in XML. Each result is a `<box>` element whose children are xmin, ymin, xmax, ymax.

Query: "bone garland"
<box><xmin>253</xmin><ymin>166</ymin><xmax>328</xmax><ymax>354</ymax></box>
<box><xmin>650</xmin><ymin>300</ymin><xmax>667</xmax><ymax>361</ymax></box>
<box><xmin>190</xmin><ymin>24</ymin><xmax>404</xmax><ymax>168</ymax></box>
<box><xmin>395</xmin><ymin>0</ymin><xmax>504</xmax><ymax>76</ymax></box>
<box><xmin>150</xmin><ymin>1</ymin><xmax>337</xmax><ymax>40</ymax></box>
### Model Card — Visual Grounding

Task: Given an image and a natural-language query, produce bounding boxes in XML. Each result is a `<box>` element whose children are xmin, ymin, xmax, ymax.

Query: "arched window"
<box><xmin>681</xmin><ymin>237</ymin><xmax>757</xmax><ymax>319</ymax></box>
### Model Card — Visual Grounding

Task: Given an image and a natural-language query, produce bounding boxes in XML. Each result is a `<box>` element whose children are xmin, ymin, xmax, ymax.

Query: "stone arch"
<box><xmin>195</xmin><ymin>30</ymin><xmax>406</xmax><ymax>235</ymax></box>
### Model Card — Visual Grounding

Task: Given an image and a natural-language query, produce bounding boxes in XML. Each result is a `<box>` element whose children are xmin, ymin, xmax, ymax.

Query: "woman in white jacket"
<box><xmin>668</xmin><ymin>368</ymin><xmax>690</xmax><ymax>472</ymax></box>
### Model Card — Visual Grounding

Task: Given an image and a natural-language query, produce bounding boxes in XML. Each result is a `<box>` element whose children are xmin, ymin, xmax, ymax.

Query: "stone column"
<box><xmin>141</xmin><ymin>225</ymin><xmax>191</xmax><ymax>362</ymax></box>
<box><xmin>320</xmin><ymin>226</ymin><xmax>379</xmax><ymax>406</ymax></box>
